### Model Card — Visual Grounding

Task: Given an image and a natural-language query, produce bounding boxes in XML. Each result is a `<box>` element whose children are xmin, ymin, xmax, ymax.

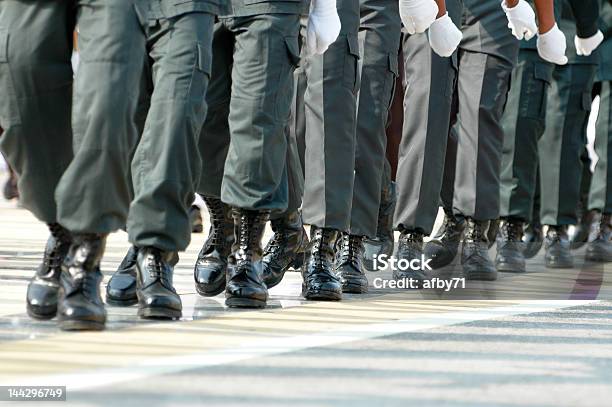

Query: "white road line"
<box><xmin>1</xmin><ymin>299</ymin><xmax>596</xmax><ymax>391</ymax></box>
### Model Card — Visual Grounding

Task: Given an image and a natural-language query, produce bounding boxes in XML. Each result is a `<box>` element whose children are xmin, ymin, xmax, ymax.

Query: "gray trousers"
<box><xmin>499</xmin><ymin>49</ymin><xmax>554</xmax><ymax>222</ymax></box>
<box><xmin>0</xmin><ymin>0</ymin><xmax>76</xmax><ymax>224</ymax></box>
<box><xmin>196</xmin><ymin>15</ymin><xmax>301</xmax><ymax>214</ymax></box>
<box><xmin>348</xmin><ymin>0</ymin><xmax>402</xmax><ymax>238</ymax></box>
<box><xmin>55</xmin><ymin>0</ymin><xmax>214</xmax><ymax>252</ymax></box>
<box><xmin>538</xmin><ymin>63</ymin><xmax>597</xmax><ymax>226</ymax></box>
<box><xmin>300</xmin><ymin>0</ymin><xmax>361</xmax><ymax>232</ymax></box>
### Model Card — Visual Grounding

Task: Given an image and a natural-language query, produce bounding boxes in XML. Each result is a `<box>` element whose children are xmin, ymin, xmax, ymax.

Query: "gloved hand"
<box><xmin>306</xmin><ymin>0</ymin><xmax>341</xmax><ymax>56</ymax></box>
<box><xmin>501</xmin><ymin>0</ymin><xmax>537</xmax><ymax>41</ymax></box>
<box><xmin>537</xmin><ymin>24</ymin><xmax>568</xmax><ymax>65</ymax></box>
<box><xmin>574</xmin><ymin>30</ymin><xmax>604</xmax><ymax>56</ymax></box>
<box><xmin>399</xmin><ymin>0</ymin><xmax>438</xmax><ymax>35</ymax></box>
<box><xmin>428</xmin><ymin>12</ymin><xmax>462</xmax><ymax>57</ymax></box>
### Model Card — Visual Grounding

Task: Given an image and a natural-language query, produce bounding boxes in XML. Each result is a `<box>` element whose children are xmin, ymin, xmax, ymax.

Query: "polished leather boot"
<box><xmin>523</xmin><ymin>222</ymin><xmax>543</xmax><ymax>259</ymax></box>
<box><xmin>393</xmin><ymin>231</ymin><xmax>427</xmax><ymax>283</ymax></box>
<box><xmin>190</xmin><ymin>205</ymin><xmax>203</xmax><ymax>233</ymax></box>
<box><xmin>302</xmin><ymin>227</ymin><xmax>342</xmax><ymax>301</ymax></box>
<box><xmin>423</xmin><ymin>210</ymin><xmax>464</xmax><ymax>269</ymax></box>
<box><xmin>335</xmin><ymin>233</ymin><xmax>368</xmax><ymax>294</ymax></box>
<box><xmin>106</xmin><ymin>245</ymin><xmax>139</xmax><ymax>306</ymax></box>
<box><xmin>136</xmin><ymin>247</ymin><xmax>182</xmax><ymax>319</ymax></box>
<box><xmin>461</xmin><ymin>219</ymin><xmax>497</xmax><ymax>281</ymax></box>
<box><xmin>225</xmin><ymin>209</ymin><xmax>269</xmax><ymax>308</ymax></box>
<box><xmin>262</xmin><ymin>211</ymin><xmax>308</xmax><ymax>289</ymax></box>
<box><xmin>194</xmin><ymin>196</ymin><xmax>234</xmax><ymax>297</ymax></box>
<box><xmin>57</xmin><ymin>234</ymin><xmax>107</xmax><ymax>331</ymax></box>
<box><xmin>571</xmin><ymin>208</ymin><xmax>597</xmax><ymax>250</ymax></box>
<box><xmin>363</xmin><ymin>181</ymin><xmax>396</xmax><ymax>271</ymax></box>
<box><xmin>27</xmin><ymin>223</ymin><xmax>72</xmax><ymax>319</ymax></box>
<box><xmin>544</xmin><ymin>225</ymin><xmax>573</xmax><ymax>268</ymax></box>
<box><xmin>585</xmin><ymin>213</ymin><xmax>612</xmax><ymax>262</ymax></box>
<box><xmin>495</xmin><ymin>218</ymin><xmax>526</xmax><ymax>273</ymax></box>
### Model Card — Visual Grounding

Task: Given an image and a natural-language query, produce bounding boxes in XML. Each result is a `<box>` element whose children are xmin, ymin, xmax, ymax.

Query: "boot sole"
<box><xmin>59</xmin><ymin>320</ymin><xmax>105</xmax><ymax>331</ymax></box>
<box><xmin>27</xmin><ymin>305</ymin><xmax>57</xmax><ymax>320</ymax></box>
<box><xmin>545</xmin><ymin>262</ymin><xmax>574</xmax><ymax>269</ymax></box>
<box><xmin>105</xmin><ymin>295</ymin><xmax>138</xmax><ymax>307</ymax></box>
<box><xmin>195</xmin><ymin>281</ymin><xmax>226</xmax><ymax>297</ymax></box>
<box><xmin>302</xmin><ymin>289</ymin><xmax>342</xmax><ymax>301</ymax></box>
<box><xmin>341</xmin><ymin>280</ymin><xmax>369</xmax><ymax>294</ymax></box>
<box><xmin>138</xmin><ymin>306</ymin><xmax>182</xmax><ymax>320</ymax></box>
<box><xmin>225</xmin><ymin>297</ymin><xmax>267</xmax><ymax>308</ymax></box>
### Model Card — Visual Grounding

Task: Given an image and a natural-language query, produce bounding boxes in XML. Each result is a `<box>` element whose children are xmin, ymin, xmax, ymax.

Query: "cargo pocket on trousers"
<box><xmin>522</xmin><ymin>62</ymin><xmax>552</xmax><ymax>120</ymax></box>
<box><xmin>581</xmin><ymin>91</ymin><xmax>593</xmax><ymax>112</ymax></box>
<box><xmin>384</xmin><ymin>52</ymin><xmax>399</xmax><ymax>112</ymax></box>
<box><xmin>343</xmin><ymin>34</ymin><xmax>360</xmax><ymax>94</ymax></box>
<box><xmin>0</xmin><ymin>29</ymin><xmax>21</xmax><ymax>126</ymax></box>
<box><xmin>189</xmin><ymin>42</ymin><xmax>212</xmax><ymax>126</ymax></box>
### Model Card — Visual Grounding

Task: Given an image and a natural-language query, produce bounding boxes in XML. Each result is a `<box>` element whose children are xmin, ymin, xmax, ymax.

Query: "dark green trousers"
<box><xmin>538</xmin><ymin>63</ymin><xmax>597</xmax><ymax>225</ymax></box>
<box><xmin>589</xmin><ymin>80</ymin><xmax>612</xmax><ymax>214</ymax></box>
<box><xmin>499</xmin><ymin>49</ymin><xmax>554</xmax><ymax>222</ymax></box>
<box><xmin>56</xmin><ymin>0</ymin><xmax>214</xmax><ymax>252</ymax></box>
<box><xmin>196</xmin><ymin>15</ymin><xmax>301</xmax><ymax>212</ymax></box>
<box><xmin>0</xmin><ymin>0</ymin><xmax>76</xmax><ymax>224</ymax></box>
<box><xmin>300</xmin><ymin>0</ymin><xmax>361</xmax><ymax>232</ymax></box>
<box><xmin>348</xmin><ymin>0</ymin><xmax>401</xmax><ymax>238</ymax></box>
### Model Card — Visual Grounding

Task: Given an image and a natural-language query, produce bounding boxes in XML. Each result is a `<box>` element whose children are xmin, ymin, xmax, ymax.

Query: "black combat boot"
<box><xmin>106</xmin><ymin>245</ymin><xmax>139</xmax><ymax>306</ymax></box>
<box><xmin>262</xmin><ymin>211</ymin><xmax>308</xmax><ymax>289</ymax></box>
<box><xmin>495</xmin><ymin>218</ymin><xmax>526</xmax><ymax>273</ymax></box>
<box><xmin>57</xmin><ymin>234</ymin><xmax>107</xmax><ymax>331</ymax></box>
<box><xmin>423</xmin><ymin>210</ymin><xmax>464</xmax><ymax>269</ymax></box>
<box><xmin>136</xmin><ymin>247</ymin><xmax>182</xmax><ymax>319</ymax></box>
<box><xmin>363</xmin><ymin>181</ymin><xmax>396</xmax><ymax>271</ymax></box>
<box><xmin>302</xmin><ymin>227</ymin><xmax>342</xmax><ymax>301</ymax></box>
<box><xmin>194</xmin><ymin>196</ymin><xmax>234</xmax><ymax>297</ymax></box>
<box><xmin>585</xmin><ymin>213</ymin><xmax>612</xmax><ymax>262</ymax></box>
<box><xmin>522</xmin><ymin>222</ymin><xmax>543</xmax><ymax>259</ymax></box>
<box><xmin>335</xmin><ymin>233</ymin><xmax>368</xmax><ymax>294</ymax></box>
<box><xmin>461</xmin><ymin>219</ymin><xmax>497</xmax><ymax>281</ymax></box>
<box><xmin>571</xmin><ymin>209</ymin><xmax>597</xmax><ymax>250</ymax></box>
<box><xmin>26</xmin><ymin>223</ymin><xmax>72</xmax><ymax>319</ymax></box>
<box><xmin>2</xmin><ymin>166</ymin><xmax>18</xmax><ymax>200</ymax></box>
<box><xmin>225</xmin><ymin>209</ymin><xmax>270</xmax><ymax>308</ymax></box>
<box><xmin>190</xmin><ymin>205</ymin><xmax>203</xmax><ymax>233</ymax></box>
<box><xmin>393</xmin><ymin>230</ymin><xmax>427</xmax><ymax>283</ymax></box>
<box><xmin>544</xmin><ymin>225</ymin><xmax>573</xmax><ymax>268</ymax></box>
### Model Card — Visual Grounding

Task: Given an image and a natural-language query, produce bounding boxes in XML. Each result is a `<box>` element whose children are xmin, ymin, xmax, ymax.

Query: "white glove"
<box><xmin>428</xmin><ymin>12</ymin><xmax>462</xmax><ymax>57</ymax></box>
<box><xmin>574</xmin><ymin>30</ymin><xmax>604</xmax><ymax>56</ymax></box>
<box><xmin>537</xmin><ymin>24</ymin><xmax>568</xmax><ymax>65</ymax></box>
<box><xmin>306</xmin><ymin>0</ymin><xmax>341</xmax><ymax>56</ymax></box>
<box><xmin>399</xmin><ymin>0</ymin><xmax>439</xmax><ymax>35</ymax></box>
<box><xmin>501</xmin><ymin>0</ymin><xmax>537</xmax><ymax>41</ymax></box>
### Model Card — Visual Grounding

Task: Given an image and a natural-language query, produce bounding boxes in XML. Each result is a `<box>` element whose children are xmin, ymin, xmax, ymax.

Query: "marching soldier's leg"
<box><xmin>452</xmin><ymin>50</ymin><xmax>514</xmax><ymax>281</ymax></box>
<box><xmin>193</xmin><ymin>23</ymin><xmax>235</xmax><ymax>298</ymax></box>
<box><xmin>336</xmin><ymin>0</ymin><xmax>401</xmax><ymax>293</ymax></box>
<box><xmin>394</xmin><ymin>0</ymin><xmax>461</xmax><ymax>278</ymax></box>
<box><xmin>586</xmin><ymin>80</ymin><xmax>612</xmax><ymax>261</ymax></box>
<box><xmin>0</xmin><ymin>1</ymin><xmax>76</xmax><ymax>320</ymax></box>
<box><xmin>54</xmin><ymin>0</ymin><xmax>147</xmax><ymax>330</ymax></box>
<box><xmin>261</xmin><ymin>100</ymin><xmax>308</xmax><ymax>290</ymax></box>
<box><xmin>301</xmin><ymin>0</ymin><xmax>360</xmax><ymax>302</ymax></box>
<box><xmin>221</xmin><ymin>13</ymin><xmax>301</xmax><ymax>308</ymax></box>
<box><xmin>105</xmin><ymin>59</ymin><xmax>154</xmax><ymax>307</ymax></box>
<box><xmin>127</xmin><ymin>10</ymin><xmax>215</xmax><ymax>320</ymax></box>
<box><xmin>539</xmin><ymin>63</ymin><xmax>597</xmax><ymax>268</ymax></box>
<box><xmin>496</xmin><ymin>49</ymin><xmax>553</xmax><ymax>273</ymax></box>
